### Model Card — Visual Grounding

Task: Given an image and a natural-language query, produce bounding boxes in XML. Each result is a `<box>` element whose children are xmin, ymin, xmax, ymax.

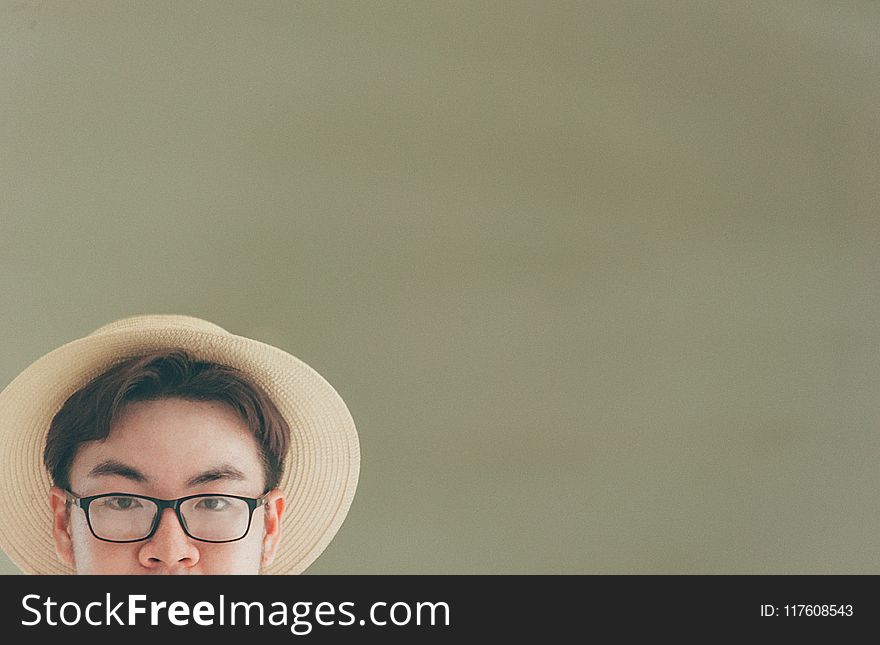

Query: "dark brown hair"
<box><xmin>43</xmin><ymin>350</ymin><xmax>290</xmax><ymax>491</ymax></box>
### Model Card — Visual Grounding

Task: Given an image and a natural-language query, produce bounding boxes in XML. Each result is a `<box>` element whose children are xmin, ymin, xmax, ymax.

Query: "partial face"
<box><xmin>49</xmin><ymin>398</ymin><xmax>284</xmax><ymax>574</ymax></box>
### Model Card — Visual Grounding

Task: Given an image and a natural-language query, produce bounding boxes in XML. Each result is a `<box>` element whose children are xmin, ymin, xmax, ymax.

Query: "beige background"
<box><xmin>1</xmin><ymin>1</ymin><xmax>878</xmax><ymax>574</ymax></box>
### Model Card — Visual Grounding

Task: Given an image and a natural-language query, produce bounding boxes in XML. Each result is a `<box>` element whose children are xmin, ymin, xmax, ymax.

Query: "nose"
<box><xmin>138</xmin><ymin>508</ymin><xmax>200</xmax><ymax>572</ymax></box>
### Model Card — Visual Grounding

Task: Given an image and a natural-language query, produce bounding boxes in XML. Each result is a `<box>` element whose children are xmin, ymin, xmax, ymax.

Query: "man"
<box><xmin>0</xmin><ymin>314</ymin><xmax>360</xmax><ymax>575</ymax></box>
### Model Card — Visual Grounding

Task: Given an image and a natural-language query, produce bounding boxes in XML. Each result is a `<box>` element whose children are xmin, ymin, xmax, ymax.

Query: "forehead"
<box><xmin>68</xmin><ymin>397</ymin><xmax>264</xmax><ymax>493</ymax></box>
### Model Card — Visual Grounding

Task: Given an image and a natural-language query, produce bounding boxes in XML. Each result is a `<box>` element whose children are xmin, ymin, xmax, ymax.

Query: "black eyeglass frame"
<box><xmin>64</xmin><ymin>490</ymin><xmax>271</xmax><ymax>544</ymax></box>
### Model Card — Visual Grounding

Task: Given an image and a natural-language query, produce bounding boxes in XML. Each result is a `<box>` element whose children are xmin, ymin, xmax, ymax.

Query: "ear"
<box><xmin>260</xmin><ymin>488</ymin><xmax>285</xmax><ymax>569</ymax></box>
<box><xmin>48</xmin><ymin>486</ymin><xmax>75</xmax><ymax>567</ymax></box>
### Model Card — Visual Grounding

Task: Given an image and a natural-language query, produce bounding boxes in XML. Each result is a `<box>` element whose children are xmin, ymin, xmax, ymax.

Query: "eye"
<box><xmin>103</xmin><ymin>496</ymin><xmax>143</xmax><ymax>511</ymax></box>
<box><xmin>195</xmin><ymin>497</ymin><xmax>230</xmax><ymax>511</ymax></box>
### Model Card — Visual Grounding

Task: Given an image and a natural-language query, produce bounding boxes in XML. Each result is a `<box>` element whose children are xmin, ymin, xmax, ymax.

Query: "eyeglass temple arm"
<box><xmin>63</xmin><ymin>490</ymin><xmax>81</xmax><ymax>507</ymax></box>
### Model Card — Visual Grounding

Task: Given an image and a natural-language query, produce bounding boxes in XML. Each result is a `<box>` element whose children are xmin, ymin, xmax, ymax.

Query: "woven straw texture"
<box><xmin>0</xmin><ymin>315</ymin><xmax>360</xmax><ymax>575</ymax></box>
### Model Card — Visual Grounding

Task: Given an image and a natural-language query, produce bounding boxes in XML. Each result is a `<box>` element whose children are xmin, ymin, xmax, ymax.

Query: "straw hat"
<box><xmin>0</xmin><ymin>314</ymin><xmax>360</xmax><ymax>574</ymax></box>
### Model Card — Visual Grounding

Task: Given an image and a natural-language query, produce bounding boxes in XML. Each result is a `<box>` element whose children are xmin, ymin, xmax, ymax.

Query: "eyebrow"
<box><xmin>85</xmin><ymin>460</ymin><xmax>248</xmax><ymax>488</ymax></box>
<box><xmin>185</xmin><ymin>464</ymin><xmax>248</xmax><ymax>487</ymax></box>
<box><xmin>87</xmin><ymin>460</ymin><xmax>149</xmax><ymax>483</ymax></box>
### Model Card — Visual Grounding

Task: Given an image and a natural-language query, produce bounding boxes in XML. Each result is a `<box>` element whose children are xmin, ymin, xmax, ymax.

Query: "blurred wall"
<box><xmin>1</xmin><ymin>1</ymin><xmax>878</xmax><ymax>573</ymax></box>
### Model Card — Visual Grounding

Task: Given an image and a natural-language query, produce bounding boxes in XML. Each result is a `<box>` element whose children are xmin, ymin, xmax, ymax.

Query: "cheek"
<box><xmin>199</xmin><ymin>518</ymin><xmax>265</xmax><ymax>574</ymax></box>
<box><xmin>69</xmin><ymin>515</ymin><xmax>141</xmax><ymax>574</ymax></box>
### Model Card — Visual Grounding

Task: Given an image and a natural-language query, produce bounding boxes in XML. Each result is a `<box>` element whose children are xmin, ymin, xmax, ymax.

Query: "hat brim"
<box><xmin>0</xmin><ymin>315</ymin><xmax>360</xmax><ymax>575</ymax></box>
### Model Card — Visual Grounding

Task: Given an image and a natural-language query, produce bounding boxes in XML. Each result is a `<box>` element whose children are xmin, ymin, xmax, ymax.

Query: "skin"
<box><xmin>48</xmin><ymin>397</ymin><xmax>285</xmax><ymax>575</ymax></box>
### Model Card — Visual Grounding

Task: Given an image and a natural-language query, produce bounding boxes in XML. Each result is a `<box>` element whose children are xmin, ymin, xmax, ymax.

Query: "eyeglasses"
<box><xmin>64</xmin><ymin>490</ymin><xmax>271</xmax><ymax>543</ymax></box>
